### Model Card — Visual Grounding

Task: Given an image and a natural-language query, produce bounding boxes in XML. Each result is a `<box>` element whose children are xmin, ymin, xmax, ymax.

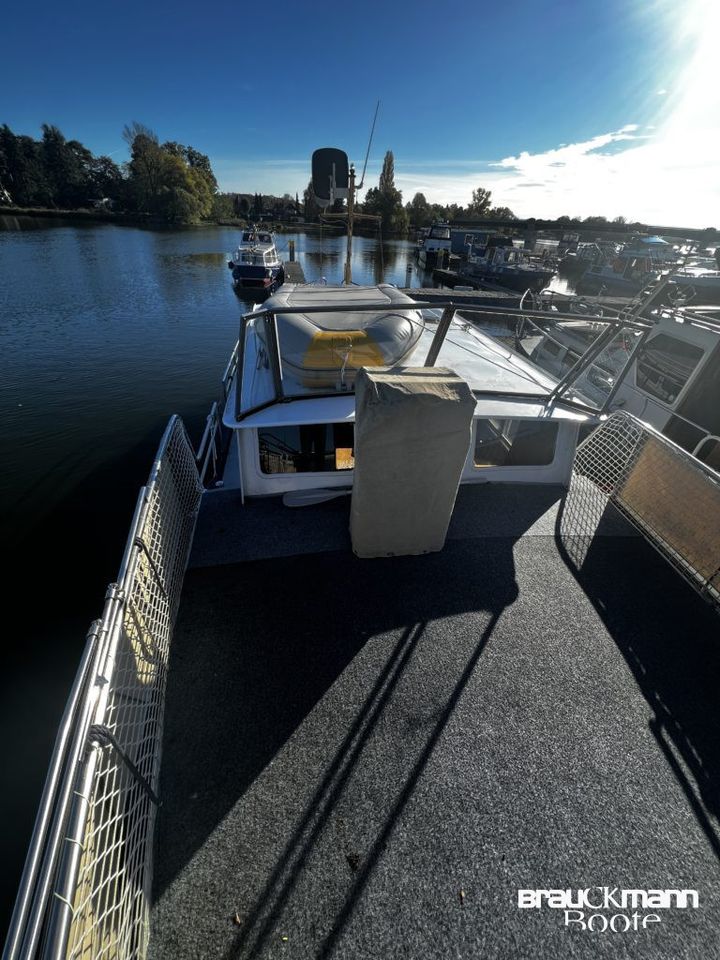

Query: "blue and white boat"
<box><xmin>227</xmin><ymin>227</ymin><xmax>285</xmax><ymax>293</ymax></box>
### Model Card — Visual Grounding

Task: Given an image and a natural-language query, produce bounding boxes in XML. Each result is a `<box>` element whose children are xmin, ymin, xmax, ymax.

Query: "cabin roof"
<box><xmin>223</xmin><ymin>289</ymin><xmax>582</xmax><ymax>428</ymax></box>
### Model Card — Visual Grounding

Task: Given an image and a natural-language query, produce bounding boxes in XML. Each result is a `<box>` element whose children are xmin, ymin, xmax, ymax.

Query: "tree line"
<box><xmin>0</xmin><ymin>121</ymin><xmax>220</xmax><ymax>223</ymax></box>
<box><xmin>0</xmin><ymin>128</ymin><xmax>643</xmax><ymax>230</ymax></box>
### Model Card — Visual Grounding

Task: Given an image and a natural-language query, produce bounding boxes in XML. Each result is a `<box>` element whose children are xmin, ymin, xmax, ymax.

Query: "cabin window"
<box><xmin>635</xmin><ymin>334</ymin><xmax>704</xmax><ymax>405</ymax></box>
<box><xmin>259</xmin><ymin>423</ymin><xmax>355</xmax><ymax>474</ymax></box>
<box><xmin>474</xmin><ymin>419</ymin><xmax>559</xmax><ymax>467</ymax></box>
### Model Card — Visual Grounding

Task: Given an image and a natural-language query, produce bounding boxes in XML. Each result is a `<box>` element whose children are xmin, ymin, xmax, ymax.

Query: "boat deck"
<box><xmin>148</xmin><ymin>483</ymin><xmax>720</xmax><ymax>959</ymax></box>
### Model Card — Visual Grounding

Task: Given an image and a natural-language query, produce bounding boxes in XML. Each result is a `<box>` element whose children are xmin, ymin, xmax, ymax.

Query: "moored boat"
<box><xmin>465</xmin><ymin>242</ymin><xmax>555</xmax><ymax>293</ymax></box>
<box><xmin>416</xmin><ymin>221</ymin><xmax>451</xmax><ymax>269</ymax></box>
<box><xmin>228</xmin><ymin>227</ymin><xmax>285</xmax><ymax>293</ymax></box>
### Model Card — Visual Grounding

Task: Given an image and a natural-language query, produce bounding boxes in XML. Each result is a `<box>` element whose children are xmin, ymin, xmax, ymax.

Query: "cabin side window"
<box><xmin>473</xmin><ymin>419</ymin><xmax>559</xmax><ymax>467</ymax></box>
<box><xmin>259</xmin><ymin>423</ymin><xmax>355</xmax><ymax>473</ymax></box>
<box><xmin>635</xmin><ymin>334</ymin><xmax>704</xmax><ymax>405</ymax></box>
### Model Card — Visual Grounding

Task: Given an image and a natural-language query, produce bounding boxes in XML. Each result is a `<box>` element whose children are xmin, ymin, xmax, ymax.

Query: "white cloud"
<box><xmin>391</xmin><ymin>123</ymin><xmax>719</xmax><ymax>226</ymax></box>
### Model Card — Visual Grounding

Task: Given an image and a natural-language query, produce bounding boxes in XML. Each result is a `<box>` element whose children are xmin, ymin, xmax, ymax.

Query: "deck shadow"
<box><xmin>556</xmin><ymin>482</ymin><xmax>720</xmax><ymax>853</ymax></box>
<box><xmin>150</xmin><ymin>485</ymin><xmax>720</xmax><ymax>960</ymax></box>
<box><xmin>152</xmin><ymin>535</ymin><xmax>520</xmax><ymax>905</ymax></box>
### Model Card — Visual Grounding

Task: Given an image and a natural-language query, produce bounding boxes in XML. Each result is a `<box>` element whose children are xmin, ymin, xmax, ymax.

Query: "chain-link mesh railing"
<box><xmin>62</xmin><ymin>417</ymin><xmax>203</xmax><ymax>960</ymax></box>
<box><xmin>4</xmin><ymin>416</ymin><xmax>203</xmax><ymax>960</ymax></box>
<box><xmin>563</xmin><ymin>411</ymin><xmax>720</xmax><ymax>605</ymax></box>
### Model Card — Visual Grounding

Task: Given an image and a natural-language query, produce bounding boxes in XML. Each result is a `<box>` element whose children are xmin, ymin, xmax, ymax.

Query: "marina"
<box><xmin>3</xmin><ymin>0</ymin><xmax>720</xmax><ymax>954</ymax></box>
<box><xmin>3</xmin><ymin>175</ymin><xmax>720</xmax><ymax>957</ymax></box>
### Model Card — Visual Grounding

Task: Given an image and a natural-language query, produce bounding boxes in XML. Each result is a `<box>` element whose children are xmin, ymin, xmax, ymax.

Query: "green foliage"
<box><xmin>0</xmin><ymin>120</ymin><xmax>220</xmax><ymax>223</ymax></box>
<box><xmin>406</xmin><ymin>192</ymin><xmax>431</xmax><ymax>227</ymax></box>
<box><xmin>303</xmin><ymin>179</ymin><xmax>319</xmax><ymax>221</ymax></box>
<box><xmin>0</xmin><ymin>125</ymin><xmax>50</xmax><ymax>205</ymax></box>
<box><xmin>122</xmin><ymin>123</ymin><xmax>218</xmax><ymax>222</ymax></box>
<box><xmin>0</xmin><ymin>123</ymin><xmax>126</xmax><ymax>209</ymax></box>
<box><xmin>467</xmin><ymin>186</ymin><xmax>493</xmax><ymax>217</ymax></box>
<box><xmin>211</xmin><ymin>193</ymin><xmax>237</xmax><ymax>220</ymax></box>
<box><xmin>378</xmin><ymin>151</ymin><xmax>395</xmax><ymax>193</ymax></box>
<box><xmin>487</xmin><ymin>206</ymin><xmax>516</xmax><ymax>220</ymax></box>
<box><xmin>362</xmin><ymin>150</ymin><xmax>408</xmax><ymax>233</ymax></box>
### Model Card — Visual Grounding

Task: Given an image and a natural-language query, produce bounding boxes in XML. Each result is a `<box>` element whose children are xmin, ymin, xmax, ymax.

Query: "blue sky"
<box><xmin>2</xmin><ymin>0</ymin><xmax>718</xmax><ymax>225</ymax></box>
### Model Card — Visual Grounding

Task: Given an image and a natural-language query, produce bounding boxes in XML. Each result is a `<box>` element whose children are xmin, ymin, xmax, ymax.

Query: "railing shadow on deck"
<box><xmin>150</xmin><ymin>489</ymin><xmax>550</xmax><ymax>957</ymax></box>
<box><xmin>555</xmin><ymin>473</ymin><xmax>720</xmax><ymax>859</ymax></box>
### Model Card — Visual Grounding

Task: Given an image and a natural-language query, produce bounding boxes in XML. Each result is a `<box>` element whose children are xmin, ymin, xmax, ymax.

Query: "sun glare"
<box><xmin>658</xmin><ymin>0</ymin><xmax>720</xmax><ymax>135</ymax></box>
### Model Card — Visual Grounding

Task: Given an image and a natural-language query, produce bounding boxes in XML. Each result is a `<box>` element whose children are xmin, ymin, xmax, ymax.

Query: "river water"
<box><xmin>0</xmin><ymin>220</ymin><xmax>432</xmax><ymax>929</ymax></box>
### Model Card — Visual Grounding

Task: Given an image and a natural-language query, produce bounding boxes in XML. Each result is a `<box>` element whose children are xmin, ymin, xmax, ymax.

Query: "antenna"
<box><xmin>357</xmin><ymin>100</ymin><xmax>380</xmax><ymax>190</ymax></box>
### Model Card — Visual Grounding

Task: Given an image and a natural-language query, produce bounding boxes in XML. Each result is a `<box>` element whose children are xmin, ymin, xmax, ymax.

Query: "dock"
<box><xmin>401</xmin><ymin>286</ymin><xmax>522</xmax><ymax>308</ymax></box>
<box><xmin>284</xmin><ymin>260</ymin><xmax>305</xmax><ymax>283</ymax></box>
<box><xmin>419</xmin><ymin>274</ymin><xmax>636</xmax><ymax>314</ymax></box>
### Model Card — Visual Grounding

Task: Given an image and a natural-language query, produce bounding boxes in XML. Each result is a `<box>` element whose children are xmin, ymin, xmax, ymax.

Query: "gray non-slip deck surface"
<box><xmin>149</xmin><ymin>486</ymin><xmax>720</xmax><ymax>959</ymax></box>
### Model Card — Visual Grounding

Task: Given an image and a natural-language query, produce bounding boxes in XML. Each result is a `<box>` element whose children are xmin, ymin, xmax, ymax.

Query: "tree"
<box><xmin>124</xmin><ymin>122</ymin><xmax>165</xmax><ymax>214</ymax></box>
<box><xmin>152</xmin><ymin>153</ymin><xmax>212</xmax><ymax>222</ymax></box>
<box><xmin>87</xmin><ymin>154</ymin><xmax>124</xmax><ymax>203</ymax></box>
<box><xmin>211</xmin><ymin>193</ymin><xmax>236</xmax><ymax>220</ymax></box>
<box><xmin>303</xmin><ymin>179</ymin><xmax>319</xmax><ymax>221</ymax></box>
<box><xmin>123</xmin><ymin>124</ymin><xmax>218</xmax><ymax>221</ymax></box>
<box><xmin>0</xmin><ymin>125</ymin><xmax>51</xmax><ymax>206</ymax></box>
<box><xmin>378</xmin><ymin>151</ymin><xmax>395</xmax><ymax>193</ymax></box>
<box><xmin>406</xmin><ymin>192</ymin><xmax>431</xmax><ymax>227</ymax></box>
<box><xmin>467</xmin><ymin>186</ymin><xmax>493</xmax><ymax>217</ymax></box>
<box><xmin>488</xmin><ymin>206</ymin><xmax>516</xmax><ymax>220</ymax></box>
<box><xmin>362</xmin><ymin>150</ymin><xmax>408</xmax><ymax>233</ymax></box>
<box><xmin>613</xmin><ymin>215</ymin><xmax>627</xmax><ymax>225</ymax></box>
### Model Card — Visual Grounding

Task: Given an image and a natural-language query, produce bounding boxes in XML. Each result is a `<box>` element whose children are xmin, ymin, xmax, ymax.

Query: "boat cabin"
<box><xmin>220</xmin><ymin>284</ymin><xmax>607</xmax><ymax>499</ymax></box>
<box><xmin>518</xmin><ymin>299</ymin><xmax>720</xmax><ymax>471</ymax></box>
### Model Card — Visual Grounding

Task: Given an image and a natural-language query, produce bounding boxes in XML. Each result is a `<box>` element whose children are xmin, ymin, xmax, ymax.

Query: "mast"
<box><xmin>344</xmin><ymin>164</ymin><xmax>356</xmax><ymax>285</ymax></box>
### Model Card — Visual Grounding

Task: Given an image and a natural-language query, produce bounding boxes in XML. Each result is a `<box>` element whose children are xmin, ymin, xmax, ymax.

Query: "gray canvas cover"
<box><xmin>350</xmin><ymin>367</ymin><xmax>476</xmax><ymax>558</ymax></box>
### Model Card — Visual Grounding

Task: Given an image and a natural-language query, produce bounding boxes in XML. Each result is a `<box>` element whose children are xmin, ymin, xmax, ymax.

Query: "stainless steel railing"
<box><xmin>563</xmin><ymin>410</ymin><xmax>720</xmax><ymax>606</ymax></box>
<box><xmin>4</xmin><ymin>415</ymin><xmax>204</xmax><ymax>960</ymax></box>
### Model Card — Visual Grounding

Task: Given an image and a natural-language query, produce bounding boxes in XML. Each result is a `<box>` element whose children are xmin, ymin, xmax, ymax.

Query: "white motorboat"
<box><xmin>227</xmin><ymin>227</ymin><xmax>285</xmax><ymax>293</ymax></box>
<box><xmin>416</xmin><ymin>221</ymin><xmax>451</xmax><ymax>269</ymax></box>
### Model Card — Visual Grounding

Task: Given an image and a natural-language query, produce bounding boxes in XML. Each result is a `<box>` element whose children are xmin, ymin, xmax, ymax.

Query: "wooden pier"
<box><xmin>284</xmin><ymin>260</ymin><xmax>305</xmax><ymax>282</ymax></box>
